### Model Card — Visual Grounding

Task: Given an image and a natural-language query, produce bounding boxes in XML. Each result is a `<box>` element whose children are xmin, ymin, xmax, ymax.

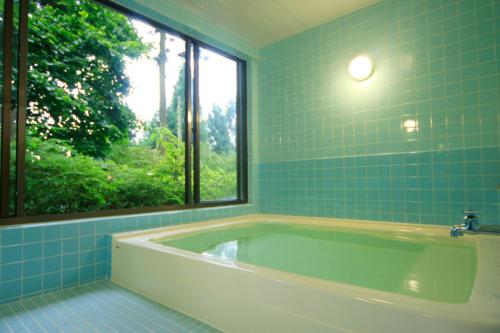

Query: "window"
<box><xmin>198</xmin><ymin>47</ymin><xmax>238</xmax><ymax>202</ymax></box>
<box><xmin>0</xmin><ymin>0</ymin><xmax>247</xmax><ymax>223</ymax></box>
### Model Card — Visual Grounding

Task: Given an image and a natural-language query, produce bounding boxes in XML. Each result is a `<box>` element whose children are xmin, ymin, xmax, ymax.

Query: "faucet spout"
<box><xmin>450</xmin><ymin>224</ymin><xmax>465</xmax><ymax>237</ymax></box>
<box><xmin>451</xmin><ymin>210</ymin><xmax>480</xmax><ymax>237</ymax></box>
<box><xmin>450</xmin><ymin>209</ymin><xmax>500</xmax><ymax>237</ymax></box>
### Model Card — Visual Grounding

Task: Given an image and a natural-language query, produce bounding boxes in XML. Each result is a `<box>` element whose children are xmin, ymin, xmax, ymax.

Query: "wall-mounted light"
<box><xmin>348</xmin><ymin>55</ymin><xmax>374</xmax><ymax>81</ymax></box>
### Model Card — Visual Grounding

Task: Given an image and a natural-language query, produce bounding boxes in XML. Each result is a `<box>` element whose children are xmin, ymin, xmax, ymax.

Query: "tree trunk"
<box><xmin>158</xmin><ymin>31</ymin><xmax>167</xmax><ymax>128</ymax></box>
<box><xmin>177</xmin><ymin>95</ymin><xmax>182</xmax><ymax>141</ymax></box>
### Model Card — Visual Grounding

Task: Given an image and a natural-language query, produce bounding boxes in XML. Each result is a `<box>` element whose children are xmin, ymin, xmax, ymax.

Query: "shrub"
<box><xmin>25</xmin><ymin>137</ymin><xmax>111</xmax><ymax>215</ymax></box>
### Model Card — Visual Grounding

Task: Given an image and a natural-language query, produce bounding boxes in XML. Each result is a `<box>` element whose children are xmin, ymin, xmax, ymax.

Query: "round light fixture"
<box><xmin>348</xmin><ymin>55</ymin><xmax>374</xmax><ymax>81</ymax></box>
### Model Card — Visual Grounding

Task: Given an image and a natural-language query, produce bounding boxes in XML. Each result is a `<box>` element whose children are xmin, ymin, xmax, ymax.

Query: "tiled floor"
<box><xmin>0</xmin><ymin>281</ymin><xmax>220</xmax><ymax>333</ymax></box>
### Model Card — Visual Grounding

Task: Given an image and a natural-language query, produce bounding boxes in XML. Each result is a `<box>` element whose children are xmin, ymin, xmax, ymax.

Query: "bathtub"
<box><xmin>111</xmin><ymin>214</ymin><xmax>500</xmax><ymax>333</ymax></box>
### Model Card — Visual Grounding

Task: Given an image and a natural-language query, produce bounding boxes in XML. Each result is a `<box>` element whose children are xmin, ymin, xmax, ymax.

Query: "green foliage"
<box><xmin>27</xmin><ymin>0</ymin><xmax>148</xmax><ymax>156</ymax></box>
<box><xmin>200</xmin><ymin>143</ymin><xmax>237</xmax><ymax>200</ymax></box>
<box><xmin>25</xmin><ymin>127</ymin><xmax>235</xmax><ymax>215</ymax></box>
<box><xmin>106</xmin><ymin>163</ymin><xmax>183</xmax><ymax>209</ymax></box>
<box><xmin>207</xmin><ymin>101</ymin><xmax>236</xmax><ymax>154</ymax></box>
<box><xmin>25</xmin><ymin>135</ymin><xmax>110</xmax><ymax>215</ymax></box>
<box><xmin>25</xmin><ymin>131</ymin><xmax>185</xmax><ymax>215</ymax></box>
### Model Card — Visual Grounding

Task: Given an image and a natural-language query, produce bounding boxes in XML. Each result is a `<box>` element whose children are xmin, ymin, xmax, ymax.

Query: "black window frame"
<box><xmin>0</xmin><ymin>0</ymin><xmax>248</xmax><ymax>225</ymax></box>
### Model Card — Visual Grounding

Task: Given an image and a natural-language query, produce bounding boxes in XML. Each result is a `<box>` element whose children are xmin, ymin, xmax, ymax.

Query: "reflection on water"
<box><xmin>203</xmin><ymin>240</ymin><xmax>239</xmax><ymax>260</ymax></box>
<box><xmin>406</xmin><ymin>278</ymin><xmax>420</xmax><ymax>292</ymax></box>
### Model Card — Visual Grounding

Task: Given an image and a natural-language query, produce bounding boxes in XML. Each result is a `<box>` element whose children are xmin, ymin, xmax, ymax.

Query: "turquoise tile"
<box><xmin>79</xmin><ymin>222</ymin><xmax>95</xmax><ymax>236</ymax></box>
<box><xmin>43</xmin><ymin>272</ymin><xmax>61</xmax><ymax>291</ymax></box>
<box><xmin>42</xmin><ymin>256</ymin><xmax>61</xmax><ymax>275</ymax></box>
<box><xmin>79</xmin><ymin>250</ymin><xmax>96</xmax><ymax>267</ymax></box>
<box><xmin>450</xmin><ymin>190</ymin><xmax>466</xmax><ymax>202</ymax></box>
<box><xmin>62</xmin><ymin>254</ymin><xmax>79</xmax><ymax>270</ymax></box>
<box><xmin>23</xmin><ymin>227</ymin><xmax>43</xmax><ymax>243</ymax></box>
<box><xmin>136</xmin><ymin>218</ymin><xmax>149</xmax><ymax>230</ymax></box>
<box><xmin>123</xmin><ymin>217</ymin><xmax>137</xmax><ymax>230</ymax></box>
<box><xmin>79</xmin><ymin>236</ymin><xmax>95</xmax><ymax>251</ymax></box>
<box><xmin>62</xmin><ymin>269</ymin><xmax>78</xmax><ymax>288</ymax></box>
<box><xmin>95</xmin><ymin>220</ymin><xmax>110</xmax><ymax>234</ymax></box>
<box><xmin>483</xmin><ymin>190</ymin><xmax>496</xmax><ymax>203</ymax></box>
<box><xmin>160</xmin><ymin>214</ymin><xmax>172</xmax><ymax>226</ymax></box>
<box><xmin>62</xmin><ymin>238</ymin><xmax>79</xmax><ymax>253</ymax></box>
<box><xmin>95</xmin><ymin>263</ymin><xmax>107</xmax><ymax>279</ymax></box>
<box><xmin>149</xmin><ymin>215</ymin><xmax>161</xmax><ymax>228</ymax></box>
<box><xmin>22</xmin><ymin>276</ymin><xmax>42</xmax><ymax>296</ymax></box>
<box><xmin>95</xmin><ymin>248</ymin><xmax>107</xmax><ymax>263</ymax></box>
<box><xmin>1</xmin><ymin>229</ymin><xmax>23</xmax><ymax>246</ymax></box>
<box><xmin>95</xmin><ymin>235</ymin><xmax>107</xmax><ymax>248</ymax></box>
<box><xmin>0</xmin><ymin>0</ymin><xmax>258</xmax><ymax>306</ymax></box>
<box><xmin>79</xmin><ymin>266</ymin><xmax>95</xmax><ymax>283</ymax></box>
<box><xmin>43</xmin><ymin>240</ymin><xmax>61</xmax><ymax>257</ymax></box>
<box><xmin>0</xmin><ymin>280</ymin><xmax>22</xmax><ymax>301</ymax></box>
<box><xmin>22</xmin><ymin>242</ymin><xmax>42</xmax><ymax>260</ymax></box>
<box><xmin>1</xmin><ymin>263</ymin><xmax>22</xmax><ymax>281</ymax></box>
<box><xmin>23</xmin><ymin>259</ymin><xmax>42</xmax><ymax>277</ymax></box>
<box><xmin>109</xmin><ymin>218</ymin><xmax>125</xmax><ymax>233</ymax></box>
<box><xmin>1</xmin><ymin>245</ymin><xmax>22</xmax><ymax>264</ymax></box>
<box><xmin>62</xmin><ymin>223</ymin><xmax>79</xmax><ymax>238</ymax></box>
<box><xmin>43</xmin><ymin>225</ymin><xmax>62</xmax><ymax>241</ymax></box>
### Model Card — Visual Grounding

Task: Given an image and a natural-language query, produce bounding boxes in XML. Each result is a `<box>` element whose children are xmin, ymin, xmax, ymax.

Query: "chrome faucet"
<box><xmin>451</xmin><ymin>210</ymin><xmax>500</xmax><ymax>237</ymax></box>
<box><xmin>450</xmin><ymin>210</ymin><xmax>480</xmax><ymax>237</ymax></box>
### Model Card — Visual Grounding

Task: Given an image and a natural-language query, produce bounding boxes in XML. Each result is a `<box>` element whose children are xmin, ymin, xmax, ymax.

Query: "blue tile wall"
<box><xmin>259</xmin><ymin>147</ymin><xmax>499</xmax><ymax>225</ymax></box>
<box><xmin>0</xmin><ymin>204</ymin><xmax>255</xmax><ymax>304</ymax></box>
<box><xmin>257</xmin><ymin>0</ymin><xmax>500</xmax><ymax>225</ymax></box>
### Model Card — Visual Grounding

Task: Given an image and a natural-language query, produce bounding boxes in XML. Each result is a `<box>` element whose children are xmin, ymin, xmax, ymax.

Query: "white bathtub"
<box><xmin>111</xmin><ymin>214</ymin><xmax>500</xmax><ymax>333</ymax></box>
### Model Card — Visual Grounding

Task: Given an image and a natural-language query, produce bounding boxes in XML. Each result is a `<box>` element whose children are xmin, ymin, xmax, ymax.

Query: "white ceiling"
<box><xmin>170</xmin><ymin>0</ymin><xmax>380</xmax><ymax>47</ymax></box>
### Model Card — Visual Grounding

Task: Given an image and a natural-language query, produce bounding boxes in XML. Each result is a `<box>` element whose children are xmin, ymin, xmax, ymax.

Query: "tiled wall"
<box><xmin>0</xmin><ymin>205</ymin><xmax>255</xmax><ymax>304</ymax></box>
<box><xmin>257</xmin><ymin>0</ymin><xmax>499</xmax><ymax>225</ymax></box>
<box><xmin>259</xmin><ymin>148</ymin><xmax>498</xmax><ymax>224</ymax></box>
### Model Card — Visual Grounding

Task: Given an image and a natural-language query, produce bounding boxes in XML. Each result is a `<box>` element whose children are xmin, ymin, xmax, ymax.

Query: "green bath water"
<box><xmin>153</xmin><ymin>222</ymin><xmax>477</xmax><ymax>303</ymax></box>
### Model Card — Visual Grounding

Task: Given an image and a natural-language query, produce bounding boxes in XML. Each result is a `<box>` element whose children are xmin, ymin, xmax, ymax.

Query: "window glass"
<box><xmin>198</xmin><ymin>47</ymin><xmax>238</xmax><ymax>201</ymax></box>
<box><xmin>0</xmin><ymin>0</ymin><xmax>246</xmax><ymax>221</ymax></box>
<box><xmin>25</xmin><ymin>0</ymin><xmax>186</xmax><ymax>215</ymax></box>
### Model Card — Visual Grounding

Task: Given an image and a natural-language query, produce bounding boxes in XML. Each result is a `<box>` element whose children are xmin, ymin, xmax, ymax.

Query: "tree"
<box><xmin>200</xmin><ymin>119</ymin><xmax>209</xmax><ymax>144</ymax></box>
<box><xmin>225</xmin><ymin>99</ymin><xmax>236</xmax><ymax>139</ymax></box>
<box><xmin>144</xmin><ymin>63</ymin><xmax>186</xmax><ymax>146</ymax></box>
<box><xmin>207</xmin><ymin>101</ymin><xmax>235</xmax><ymax>154</ymax></box>
<box><xmin>27</xmin><ymin>0</ymin><xmax>148</xmax><ymax>156</ymax></box>
<box><xmin>166</xmin><ymin>65</ymin><xmax>185</xmax><ymax>139</ymax></box>
<box><xmin>157</xmin><ymin>31</ymin><xmax>168</xmax><ymax>128</ymax></box>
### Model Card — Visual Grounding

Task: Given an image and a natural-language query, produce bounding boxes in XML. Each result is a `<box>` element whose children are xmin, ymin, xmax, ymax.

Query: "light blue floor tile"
<box><xmin>0</xmin><ymin>281</ymin><xmax>220</xmax><ymax>333</ymax></box>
